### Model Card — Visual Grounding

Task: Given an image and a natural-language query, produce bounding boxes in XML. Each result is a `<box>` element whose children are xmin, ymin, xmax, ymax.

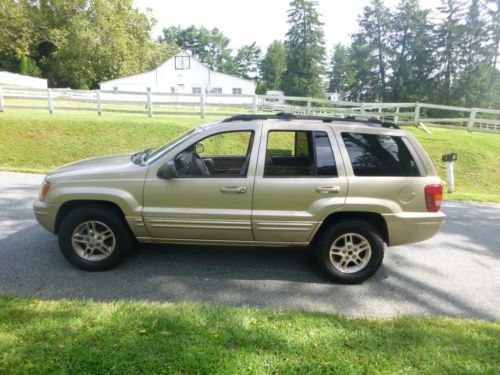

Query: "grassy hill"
<box><xmin>0</xmin><ymin>110</ymin><xmax>498</xmax><ymax>202</ymax></box>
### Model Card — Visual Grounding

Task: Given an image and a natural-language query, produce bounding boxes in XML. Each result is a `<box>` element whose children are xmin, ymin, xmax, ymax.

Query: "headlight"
<box><xmin>39</xmin><ymin>180</ymin><xmax>51</xmax><ymax>200</ymax></box>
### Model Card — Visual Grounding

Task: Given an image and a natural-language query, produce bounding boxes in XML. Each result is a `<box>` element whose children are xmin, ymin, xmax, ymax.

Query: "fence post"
<box><xmin>360</xmin><ymin>103</ymin><xmax>366</xmax><ymax>117</ymax></box>
<box><xmin>467</xmin><ymin>108</ymin><xmax>476</xmax><ymax>132</ymax></box>
<box><xmin>414</xmin><ymin>102</ymin><xmax>420</xmax><ymax>125</ymax></box>
<box><xmin>96</xmin><ymin>90</ymin><xmax>102</xmax><ymax>116</ymax></box>
<box><xmin>306</xmin><ymin>97</ymin><xmax>311</xmax><ymax>115</ymax></box>
<box><xmin>252</xmin><ymin>94</ymin><xmax>257</xmax><ymax>114</ymax></box>
<box><xmin>394</xmin><ymin>106</ymin><xmax>400</xmax><ymax>124</ymax></box>
<box><xmin>147</xmin><ymin>88</ymin><xmax>152</xmax><ymax>117</ymax></box>
<box><xmin>48</xmin><ymin>88</ymin><xmax>53</xmax><ymax>114</ymax></box>
<box><xmin>200</xmin><ymin>91</ymin><xmax>205</xmax><ymax>118</ymax></box>
<box><xmin>0</xmin><ymin>87</ymin><xmax>4</xmax><ymax>112</ymax></box>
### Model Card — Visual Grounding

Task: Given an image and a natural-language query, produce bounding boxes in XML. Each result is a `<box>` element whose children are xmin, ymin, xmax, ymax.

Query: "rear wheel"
<box><xmin>315</xmin><ymin>220</ymin><xmax>384</xmax><ymax>284</ymax></box>
<box><xmin>58</xmin><ymin>205</ymin><xmax>133</xmax><ymax>271</ymax></box>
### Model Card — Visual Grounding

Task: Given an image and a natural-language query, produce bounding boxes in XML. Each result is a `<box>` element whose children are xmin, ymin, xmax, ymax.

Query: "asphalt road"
<box><xmin>1</xmin><ymin>171</ymin><xmax>499</xmax><ymax>319</ymax></box>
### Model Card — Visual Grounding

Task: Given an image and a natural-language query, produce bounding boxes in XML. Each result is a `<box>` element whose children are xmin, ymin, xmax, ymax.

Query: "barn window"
<box><xmin>175</xmin><ymin>56</ymin><xmax>190</xmax><ymax>70</ymax></box>
<box><xmin>232</xmin><ymin>88</ymin><xmax>242</xmax><ymax>95</ymax></box>
<box><xmin>192</xmin><ymin>87</ymin><xmax>202</xmax><ymax>94</ymax></box>
<box><xmin>210</xmin><ymin>87</ymin><xmax>222</xmax><ymax>94</ymax></box>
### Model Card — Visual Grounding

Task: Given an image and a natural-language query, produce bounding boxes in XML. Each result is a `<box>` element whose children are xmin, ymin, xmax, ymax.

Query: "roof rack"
<box><xmin>222</xmin><ymin>112</ymin><xmax>400</xmax><ymax>129</ymax></box>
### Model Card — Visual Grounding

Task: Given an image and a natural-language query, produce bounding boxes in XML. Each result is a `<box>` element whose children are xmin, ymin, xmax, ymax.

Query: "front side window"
<box><xmin>210</xmin><ymin>87</ymin><xmax>222</xmax><ymax>94</ymax></box>
<box><xmin>192</xmin><ymin>87</ymin><xmax>202</xmax><ymax>94</ymax></box>
<box><xmin>232</xmin><ymin>88</ymin><xmax>242</xmax><ymax>95</ymax></box>
<box><xmin>264</xmin><ymin>131</ymin><xmax>337</xmax><ymax>177</ymax></box>
<box><xmin>341</xmin><ymin>132</ymin><xmax>420</xmax><ymax>177</ymax></box>
<box><xmin>174</xmin><ymin>131</ymin><xmax>253</xmax><ymax>177</ymax></box>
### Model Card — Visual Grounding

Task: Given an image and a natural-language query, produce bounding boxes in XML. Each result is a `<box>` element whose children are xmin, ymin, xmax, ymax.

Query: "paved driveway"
<box><xmin>0</xmin><ymin>171</ymin><xmax>499</xmax><ymax>319</ymax></box>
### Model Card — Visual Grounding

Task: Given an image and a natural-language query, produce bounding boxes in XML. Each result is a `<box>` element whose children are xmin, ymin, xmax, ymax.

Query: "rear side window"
<box><xmin>341</xmin><ymin>133</ymin><xmax>420</xmax><ymax>177</ymax></box>
<box><xmin>264</xmin><ymin>131</ymin><xmax>337</xmax><ymax>177</ymax></box>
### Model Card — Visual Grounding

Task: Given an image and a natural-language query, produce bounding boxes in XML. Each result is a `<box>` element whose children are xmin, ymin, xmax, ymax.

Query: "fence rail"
<box><xmin>0</xmin><ymin>86</ymin><xmax>499</xmax><ymax>133</ymax></box>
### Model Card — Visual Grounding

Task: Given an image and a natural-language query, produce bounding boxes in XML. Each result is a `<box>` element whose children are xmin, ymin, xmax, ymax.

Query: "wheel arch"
<box><xmin>54</xmin><ymin>200</ymin><xmax>128</xmax><ymax>235</ymax></box>
<box><xmin>311</xmin><ymin>211</ymin><xmax>389</xmax><ymax>245</ymax></box>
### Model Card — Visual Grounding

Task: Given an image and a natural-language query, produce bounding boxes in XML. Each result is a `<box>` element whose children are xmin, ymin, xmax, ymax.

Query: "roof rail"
<box><xmin>222</xmin><ymin>112</ymin><xmax>400</xmax><ymax>129</ymax></box>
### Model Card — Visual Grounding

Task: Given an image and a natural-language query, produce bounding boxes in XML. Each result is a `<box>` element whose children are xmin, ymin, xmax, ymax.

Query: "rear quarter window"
<box><xmin>341</xmin><ymin>132</ymin><xmax>420</xmax><ymax>177</ymax></box>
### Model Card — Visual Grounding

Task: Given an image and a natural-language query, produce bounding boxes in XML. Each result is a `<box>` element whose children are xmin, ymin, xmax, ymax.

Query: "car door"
<box><xmin>142</xmin><ymin>123</ymin><xmax>261</xmax><ymax>242</ymax></box>
<box><xmin>252</xmin><ymin>122</ymin><xmax>348</xmax><ymax>244</ymax></box>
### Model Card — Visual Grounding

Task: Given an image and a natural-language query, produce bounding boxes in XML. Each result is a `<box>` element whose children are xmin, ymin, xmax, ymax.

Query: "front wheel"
<box><xmin>315</xmin><ymin>220</ymin><xmax>384</xmax><ymax>284</ymax></box>
<box><xmin>58</xmin><ymin>205</ymin><xmax>133</xmax><ymax>271</ymax></box>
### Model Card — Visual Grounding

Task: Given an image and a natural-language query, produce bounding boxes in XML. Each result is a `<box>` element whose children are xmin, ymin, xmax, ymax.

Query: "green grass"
<box><xmin>0</xmin><ymin>296</ymin><xmax>498</xmax><ymax>374</ymax></box>
<box><xmin>0</xmin><ymin>111</ymin><xmax>213</xmax><ymax>173</ymax></box>
<box><xmin>406</xmin><ymin>126</ymin><xmax>500</xmax><ymax>203</ymax></box>
<box><xmin>0</xmin><ymin>110</ymin><xmax>499</xmax><ymax>202</ymax></box>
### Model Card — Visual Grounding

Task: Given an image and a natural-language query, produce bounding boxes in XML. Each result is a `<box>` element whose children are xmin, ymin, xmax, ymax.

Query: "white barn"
<box><xmin>100</xmin><ymin>51</ymin><xmax>256</xmax><ymax>98</ymax></box>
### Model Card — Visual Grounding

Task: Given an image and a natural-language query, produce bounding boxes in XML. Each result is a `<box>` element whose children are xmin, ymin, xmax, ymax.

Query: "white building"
<box><xmin>0</xmin><ymin>71</ymin><xmax>47</xmax><ymax>88</ymax></box>
<box><xmin>326</xmin><ymin>92</ymin><xmax>346</xmax><ymax>102</ymax></box>
<box><xmin>100</xmin><ymin>51</ymin><xmax>256</xmax><ymax>99</ymax></box>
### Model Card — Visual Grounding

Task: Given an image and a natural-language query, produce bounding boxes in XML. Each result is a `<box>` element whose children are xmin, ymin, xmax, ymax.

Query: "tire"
<box><xmin>58</xmin><ymin>205</ymin><xmax>133</xmax><ymax>271</ymax></box>
<box><xmin>314</xmin><ymin>220</ymin><xmax>384</xmax><ymax>284</ymax></box>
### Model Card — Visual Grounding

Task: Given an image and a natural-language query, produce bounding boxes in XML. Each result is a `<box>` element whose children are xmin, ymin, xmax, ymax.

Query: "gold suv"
<box><xmin>33</xmin><ymin>113</ymin><xmax>445</xmax><ymax>283</ymax></box>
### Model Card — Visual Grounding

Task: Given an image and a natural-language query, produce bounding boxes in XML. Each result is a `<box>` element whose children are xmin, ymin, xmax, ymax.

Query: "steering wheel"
<box><xmin>192</xmin><ymin>152</ymin><xmax>210</xmax><ymax>176</ymax></box>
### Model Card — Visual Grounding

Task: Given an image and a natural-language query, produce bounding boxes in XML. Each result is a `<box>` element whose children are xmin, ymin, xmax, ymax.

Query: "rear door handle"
<box><xmin>316</xmin><ymin>186</ymin><xmax>341</xmax><ymax>194</ymax></box>
<box><xmin>220</xmin><ymin>186</ymin><xmax>247</xmax><ymax>194</ymax></box>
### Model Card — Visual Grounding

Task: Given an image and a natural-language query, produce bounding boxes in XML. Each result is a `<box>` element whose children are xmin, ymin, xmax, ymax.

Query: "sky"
<box><xmin>134</xmin><ymin>0</ymin><xmax>442</xmax><ymax>52</ymax></box>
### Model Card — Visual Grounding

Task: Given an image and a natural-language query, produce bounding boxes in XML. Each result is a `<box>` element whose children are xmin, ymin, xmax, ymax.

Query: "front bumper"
<box><xmin>382</xmin><ymin>211</ymin><xmax>446</xmax><ymax>246</ymax></box>
<box><xmin>33</xmin><ymin>200</ymin><xmax>60</xmax><ymax>233</ymax></box>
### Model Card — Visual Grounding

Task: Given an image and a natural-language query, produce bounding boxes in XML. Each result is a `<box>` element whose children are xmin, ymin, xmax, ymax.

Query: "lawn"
<box><xmin>0</xmin><ymin>110</ymin><xmax>499</xmax><ymax>202</ymax></box>
<box><xmin>0</xmin><ymin>296</ymin><xmax>498</xmax><ymax>374</ymax></box>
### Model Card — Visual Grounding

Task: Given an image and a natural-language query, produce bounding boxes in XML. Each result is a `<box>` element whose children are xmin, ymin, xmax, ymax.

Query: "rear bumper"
<box><xmin>382</xmin><ymin>211</ymin><xmax>446</xmax><ymax>246</ymax></box>
<box><xmin>33</xmin><ymin>200</ymin><xmax>60</xmax><ymax>233</ymax></box>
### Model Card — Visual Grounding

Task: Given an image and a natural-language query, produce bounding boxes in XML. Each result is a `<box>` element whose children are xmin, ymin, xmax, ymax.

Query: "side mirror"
<box><xmin>157</xmin><ymin>160</ymin><xmax>177</xmax><ymax>179</ymax></box>
<box><xmin>195</xmin><ymin>142</ymin><xmax>205</xmax><ymax>154</ymax></box>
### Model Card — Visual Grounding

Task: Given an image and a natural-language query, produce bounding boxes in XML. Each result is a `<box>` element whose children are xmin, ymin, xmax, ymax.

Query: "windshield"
<box><xmin>143</xmin><ymin>127</ymin><xmax>202</xmax><ymax>164</ymax></box>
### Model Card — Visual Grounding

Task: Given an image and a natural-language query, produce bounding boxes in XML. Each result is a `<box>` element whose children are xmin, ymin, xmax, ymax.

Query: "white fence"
<box><xmin>1</xmin><ymin>86</ymin><xmax>499</xmax><ymax>133</ymax></box>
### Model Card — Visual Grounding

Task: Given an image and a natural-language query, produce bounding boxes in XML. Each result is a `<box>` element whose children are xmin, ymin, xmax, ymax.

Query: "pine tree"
<box><xmin>282</xmin><ymin>0</ymin><xmax>326</xmax><ymax>97</ymax></box>
<box><xmin>455</xmin><ymin>0</ymin><xmax>491</xmax><ymax>106</ymax></box>
<box><xmin>234</xmin><ymin>42</ymin><xmax>261</xmax><ymax>80</ymax></box>
<box><xmin>350</xmin><ymin>0</ymin><xmax>392</xmax><ymax>101</ymax></box>
<box><xmin>327</xmin><ymin>44</ymin><xmax>354</xmax><ymax>96</ymax></box>
<box><xmin>260</xmin><ymin>41</ymin><xmax>286</xmax><ymax>91</ymax></box>
<box><xmin>485</xmin><ymin>0</ymin><xmax>500</xmax><ymax>108</ymax></box>
<box><xmin>435</xmin><ymin>0</ymin><xmax>466</xmax><ymax>104</ymax></box>
<box><xmin>390</xmin><ymin>0</ymin><xmax>435</xmax><ymax>102</ymax></box>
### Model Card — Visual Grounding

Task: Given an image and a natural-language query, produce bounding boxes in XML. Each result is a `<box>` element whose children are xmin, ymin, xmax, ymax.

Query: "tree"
<box><xmin>327</xmin><ymin>44</ymin><xmax>354</xmax><ymax>96</ymax></box>
<box><xmin>159</xmin><ymin>25</ymin><xmax>235</xmax><ymax>74</ymax></box>
<box><xmin>454</xmin><ymin>0</ymin><xmax>491</xmax><ymax>106</ymax></box>
<box><xmin>389</xmin><ymin>0</ymin><xmax>435</xmax><ymax>102</ymax></box>
<box><xmin>0</xmin><ymin>0</ymin><xmax>171</xmax><ymax>89</ymax></box>
<box><xmin>0</xmin><ymin>0</ymin><xmax>36</xmax><ymax>72</ymax></box>
<box><xmin>234</xmin><ymin>42</ymin><xmax>261</xmax><ymax>80</ymax></box>
<box><xmin>434</xmin><ymin>0</ymin><xmax>466</xmax><ymax>104</ymax></box>
<box><xmin>282</xmin><ymin>0</ymin><xmax>326</xmax><ymax>97</ymax></box>
<box><xmin>485</xmin><ymin>0</ymin><xmax>499</xmax><ymax>107</ymax></box>
<box><xmin>260</xmin><ymin>40</ymin><xmax>286</xmax><ymax>91</ymax></box>
<box><xmin>351</xmin><ymin>0</ymin><xmax>392</xmax><ymax>101</ymax></box>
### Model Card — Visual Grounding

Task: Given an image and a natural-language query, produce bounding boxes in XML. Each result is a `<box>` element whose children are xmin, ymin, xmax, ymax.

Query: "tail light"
<box><xmin>425</xmin><ymin>184</ymin><xmax>443</xmax><ymax>212</ymax></box>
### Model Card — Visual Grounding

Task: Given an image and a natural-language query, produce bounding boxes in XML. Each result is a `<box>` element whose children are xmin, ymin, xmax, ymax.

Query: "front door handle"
<box><xmin>220</xmin><ymin>186</ymin><xmax>247</xmax><ymax>194</ymax></box>
<box><xmin>316</xmin><ymin>186</ymin><xmax>341</xmax><ymax>194</ymax></box>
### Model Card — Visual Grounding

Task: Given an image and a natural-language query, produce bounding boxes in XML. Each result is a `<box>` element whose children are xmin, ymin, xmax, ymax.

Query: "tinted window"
<box><xmin>264</xmin><ymin>131</ymin><xmax>337</xmax><ymax>177</ymax></box>
<box><xmin>315</xmin><ymin>132</ymin><xmax>337</xmax><ymax>176</ymax></box>
<box><xmin>341</xmin><ymin>133</ymin><xmax>420</xmax><ymax>177</ymax></box>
